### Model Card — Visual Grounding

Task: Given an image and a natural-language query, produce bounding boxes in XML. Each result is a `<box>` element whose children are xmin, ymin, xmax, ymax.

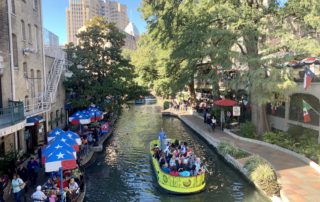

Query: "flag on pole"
<box><xmin>302</xmin><ymin>100</ymin><xmax>312</xmax><ymax>123</ymax></box>
<box><xmin>304</xmin><ymin>68</ymin><xmax>315</xmax><ymax>90</ymax></box>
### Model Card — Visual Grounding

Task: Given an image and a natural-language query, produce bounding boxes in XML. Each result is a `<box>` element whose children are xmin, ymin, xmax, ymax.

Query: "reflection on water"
<box><xmin>85</xmin><ymin>105</ymin><xmax>268</xmax><ymax>202</ymax></box>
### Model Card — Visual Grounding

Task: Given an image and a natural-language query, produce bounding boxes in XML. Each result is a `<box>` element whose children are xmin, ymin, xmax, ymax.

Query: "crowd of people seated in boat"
<box><xmin>153</xmin><ymin>140</ymin><xmax>206</xmax><ymax>177</ymax></box>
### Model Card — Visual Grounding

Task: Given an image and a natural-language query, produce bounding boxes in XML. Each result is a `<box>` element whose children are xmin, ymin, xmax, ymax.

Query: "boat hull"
<box><xmin>150</xmin><ymin>139</ymin><xmax>206</xmax><ymax>194</ymax></box>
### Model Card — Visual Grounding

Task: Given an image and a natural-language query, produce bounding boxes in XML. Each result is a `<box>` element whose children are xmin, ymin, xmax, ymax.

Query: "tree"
<box><xmin>141</xmin><ymin>0</ymin><xmax>319</xmax><ymax>134</ymax></box>
<box><xmin>64</xmin><ymin>17</ymin><xmax>137</xmax><ymax>109</ymax></box>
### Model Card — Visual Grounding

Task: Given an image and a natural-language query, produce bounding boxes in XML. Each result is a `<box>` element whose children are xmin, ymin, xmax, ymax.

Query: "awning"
<box><xmin>26</xmin><ymin>115</ymin><xmax>45</xmax><ymax>126</ymax></box>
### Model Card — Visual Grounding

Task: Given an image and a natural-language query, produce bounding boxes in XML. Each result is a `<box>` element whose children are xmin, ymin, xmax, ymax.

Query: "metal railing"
<box><xmin>0</xmin><ymin>103</ymin><xmax>25</xmax><ymax>129</ymax></box>
<box><xmin>24</xmin><ymin>94</ymin><xmax>50</xmax><ymax>117</ymax></box>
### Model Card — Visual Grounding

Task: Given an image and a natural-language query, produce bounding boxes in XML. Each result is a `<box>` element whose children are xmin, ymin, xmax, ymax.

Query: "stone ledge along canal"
<box><xmin>85</xmin><ymin>104</ymin><xmax>268</xmax><ymax>202</ymax></box>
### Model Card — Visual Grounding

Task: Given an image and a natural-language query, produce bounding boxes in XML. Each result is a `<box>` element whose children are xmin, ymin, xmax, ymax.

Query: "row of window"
<box><xmin>11</xmin><ymin>0</ymin><xmax>38</xmax><ymax>14</ymax></box>
<box><xmin>11</xmin><ymin>20</ymin><xmax>40</xmax><ymax>68</ymax></box>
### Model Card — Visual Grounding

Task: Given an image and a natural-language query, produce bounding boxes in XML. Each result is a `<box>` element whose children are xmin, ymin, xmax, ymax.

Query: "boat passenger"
<box><xmin>161</xmin><ymin>163</ymin><xmax>170</xmax><ymax>174</ymax></box>
<box><xmin>179</xmin><ymin>169</ymin><xmax>191</xmax><ymax>177</ymax></box>
<box><xmin>159</xmin><ymin>154</ymin><xmax>166</xmax><ymax>168</ymax></box>
<box><xmin>190</xmin><ymin>165</ymin><xmax>197</xmax><ymax>176</ymax></box>
<box><xmin>158</xmin><ymin>128</ymin><xmax>167</xmax><ymax>151</ymax></box>
<box><xmin>169</xmin><ymin>156</ymin><xmax>176</xmax><ymax>168</ymax></box>
<box><xmin>169</xmin><ymin>167</ymin><xmax>179</xmax><ymax>176</ymax></box>
<box><xmin>68</xmin><ymin>178</ymin><xmax>79</xmax><ymax>194</ymax></box>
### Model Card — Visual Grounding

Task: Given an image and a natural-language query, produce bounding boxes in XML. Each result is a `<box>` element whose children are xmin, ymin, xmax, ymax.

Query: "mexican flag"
<box><xmin>302</xmin><ymin>100</ymin><xmax>312</xmax><ymax>123</ymax></box>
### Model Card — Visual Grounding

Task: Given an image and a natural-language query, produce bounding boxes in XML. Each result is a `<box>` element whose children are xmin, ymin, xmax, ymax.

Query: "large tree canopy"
<box><xmin>64</xmin><ymin>17</ymin><xmax>141</xmax><ymax>108</ymax></box>
<box><xmin>137</xmin><ymin>0</ymin><xmax>318</xmax><ymax>135</ymax></box>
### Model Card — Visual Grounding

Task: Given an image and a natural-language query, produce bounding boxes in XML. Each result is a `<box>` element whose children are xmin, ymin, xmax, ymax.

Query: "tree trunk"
<box><xmin>188</xmin><ymin>80</ymin><xmax>196</xmax><ymax>104</ymax></box>
<box><xmin>244</xmin><ymin>28</ymin><xmax>270</xmax><ymax>137</ymax></box>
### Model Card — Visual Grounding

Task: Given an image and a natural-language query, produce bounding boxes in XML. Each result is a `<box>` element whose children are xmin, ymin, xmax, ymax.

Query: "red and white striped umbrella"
<box><xmin>301</xmin><ymin>57</ymin><xmax>319</xmax><ymax>64</ymax></box>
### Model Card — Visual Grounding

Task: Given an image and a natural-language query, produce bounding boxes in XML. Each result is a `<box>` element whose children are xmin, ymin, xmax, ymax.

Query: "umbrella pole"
<box><xmin>60</xmin><ymin>167</ymin><xmax>64</xmax><ymax>202</ymax></box>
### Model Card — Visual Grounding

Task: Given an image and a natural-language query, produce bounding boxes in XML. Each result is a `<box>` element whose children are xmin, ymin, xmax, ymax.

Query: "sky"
<box><xmin>42</xmin><ymin>0</ymin><xmax>147</xmax><ymax>45</ymax></box>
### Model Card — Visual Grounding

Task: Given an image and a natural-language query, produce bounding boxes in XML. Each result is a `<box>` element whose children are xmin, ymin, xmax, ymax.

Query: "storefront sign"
<box><xmin>233</xmin><ymin>106</ymin><xmax>241</xmax><ymax>116</ymax></box>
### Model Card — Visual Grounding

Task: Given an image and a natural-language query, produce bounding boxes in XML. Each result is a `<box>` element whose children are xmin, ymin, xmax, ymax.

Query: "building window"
<box><xmin>60</xmin><ymin>108</ymin><xmax>63</xmax><ymax>123</ymax></box>
<box><xmin>30</xmin><ymin>69</ymin><xmax>35</xmax><ymax>97</ymax></box>
<box><xmin>21</xmin><ymin>20</ymin><xmax>26</xmax><ymax>41</ymax></box>
<box><xmin>12</xmin><ymin>34</ymin><xmax>19</xmax><ymax>68</ymax></box>
<box><xmin>37</xmin><ymin>70</ymin><xmax>41</xmax><ymax>96</ymax></box>
<box><xmin>23</xmin><ymin>62</ymin><xmax>27</xmax><ymax>78</ymax></box>
<box><xmin>34</xmin><ymin>0</ymin><xmax>38</xmax><ymax>10</ymax></box>
<box><xmin>34</xmin><ymin>25</ymin><xmax>39</xmax><ymax>52</ymax></box>
<box><xmin>28</xmin><ymin>24</ymin><xmax>32</xmax><ymax>43</ymax></box>
<box><xmin>56</xmin><ymin>110</ymin><xmax>59</xmax><ymax>127</ymax></box>
<box><xmin>11</xmin><ymin>0</ymin><xmax>15</xmax><ymax>14</ymax></box>
<box><xmin>25</xmin><ymin>95</ymin><xmax>29</xmax><ymax>112</ymax></box>
<box><xmin>50</xmin><ymin>112</ymin><xmax>53</xmax><ymax>129</ymax></box>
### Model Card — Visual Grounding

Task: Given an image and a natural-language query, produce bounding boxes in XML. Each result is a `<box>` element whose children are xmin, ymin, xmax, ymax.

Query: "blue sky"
<box><xmin>42</xmin><ymin>0</ymin><xmax>146</xmax><ymax>45</ymax></box>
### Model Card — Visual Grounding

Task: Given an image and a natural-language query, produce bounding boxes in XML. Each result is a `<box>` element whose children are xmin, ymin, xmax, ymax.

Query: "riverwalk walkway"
<box><xmin>163</xmin><ymin>109</ymin><xmax>320</xmax><ymax>202</ymax></box>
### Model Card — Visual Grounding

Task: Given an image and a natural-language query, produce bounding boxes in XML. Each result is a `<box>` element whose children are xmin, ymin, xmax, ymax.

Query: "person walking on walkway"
<box><xmin>31</xmin><ymin>186</ymin><xmax>47</xmax><ymax>202</ymax></box>
<box><xmin>0</xmin><ymin>176</ymin><xmax>5</xmax><ymax>202</ymax></box>
<box><xmin>17</xmin><ymin>164</ymin><xmax>28</xmax><ymax>193</ymax></box>
<box><xmin>11</xmin><ymin>174</ymin><xmax>24</xmax><ymax>202</ymax></box>
<box><xmin>27</xmin><ymin>157</ymin><xmax>39</xmax><ymax>187</ymax></box>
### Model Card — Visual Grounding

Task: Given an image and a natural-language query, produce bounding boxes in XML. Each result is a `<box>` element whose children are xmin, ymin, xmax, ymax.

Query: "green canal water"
<box><xmin>85</xmin><ymin>104</ymin><xmax>269</xmax><ymax>202</ymax></box>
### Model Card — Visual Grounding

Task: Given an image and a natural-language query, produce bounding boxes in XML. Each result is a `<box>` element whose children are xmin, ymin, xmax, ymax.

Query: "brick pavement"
<box><xmin>165</xmin><ymin>110</ymin><xmax>320</xmax><ymax>202</ymax></box>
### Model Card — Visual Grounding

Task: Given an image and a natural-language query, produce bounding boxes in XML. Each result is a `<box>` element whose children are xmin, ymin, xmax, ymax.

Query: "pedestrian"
<box><xmin>31</xmin><ymin>186</ymin><xmax>47</xmax><ymax>202</ymax></box>
<box><xmin>203</xmin><ymin>109</ymin><xmax>207</xmax><ymax>123</ymax></box>
<box><xmin>211</xmin><ymin>116</ymin><xmax>217</xmax><ymax>130</ymax></box>
<box><xmin>0</xmin><ymin>176</ymin><xmax>5</xmax><ymax>202</ymax></box>
<box><xmin>27</xmin><ymin>157</ymin><xmax>39</xmax><ymax>187</ymax></box>
<box><xmin>11</xmin><ymin>174</ymin><xmax>24</xmax><ymax>202</ymax></box>
<box><xmin>16</xmin><ymin>164</ymin><xmax>28</xmax><ymax>193</ymax></box>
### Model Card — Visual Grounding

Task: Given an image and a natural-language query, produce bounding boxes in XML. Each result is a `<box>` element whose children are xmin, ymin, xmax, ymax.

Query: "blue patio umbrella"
<box><xmin>65</xmin><ymin>130</ymin><xmax>82</xmax><ymax>145</ymax></box>
<box><xmin>50</xmin><ymin>133</ymin><xmax>79</xmax><ymax>152</ymax></box>
<box><xmin>48</xmin><ymin>128</ymin><xmax>65</xmax><ymax>142</ymax></box>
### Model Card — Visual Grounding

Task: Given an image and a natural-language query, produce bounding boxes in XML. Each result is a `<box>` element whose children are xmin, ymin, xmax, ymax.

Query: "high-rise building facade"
<box><xmin>66</xmin><ymin>0</ymin><xmax>129</xmax><ymax>44</ymax></box>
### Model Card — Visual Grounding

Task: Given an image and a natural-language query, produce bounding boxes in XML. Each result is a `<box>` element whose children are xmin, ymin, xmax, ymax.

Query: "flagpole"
<box><xmin>60</xmin><ymin>167</ymin><xmax>64</xmax><ymax>202</ymax></box>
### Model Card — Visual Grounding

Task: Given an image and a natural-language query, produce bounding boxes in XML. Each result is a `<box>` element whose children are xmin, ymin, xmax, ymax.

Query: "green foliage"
<box><xmin>217</xmin><ymin>142</ymin><xmax>250</xmax><ymax>159</ymax></box>
<box><xmin>263</xmin><ymin>127</ymin><xmax>320</xmax><ymax>164</ymax></box>
<box><xmin>64</xmin><ymin>17</ymin><xmax>139</xmax><ymax>108</ymax></box>
<box><xmin>0</xmin><ymin>151</ymin><xmax>18</xmax><ymax>173</ymax></box>
<box><xmin>250</xmin><ymin>164</ymin><xmax>281</xmax><ymax>196</ymax></box>
<box><xmin>211</xmin><ymin>108</ymin><xmax>221</xmax><ymax>120</ymax></box>
<box><xmin>244</xmin><ymin>155</ymin><xmax>280</xmax><ymax>196</ymax></box>
<box><xmin>163</xmin><ymin>101</ymin><xmax>170</xmax><ymax>110</ymax></box>
<box><xmin>239</xmin><ymin>122</ymin><xmax>257</xmax><ymax>139</ymax></box>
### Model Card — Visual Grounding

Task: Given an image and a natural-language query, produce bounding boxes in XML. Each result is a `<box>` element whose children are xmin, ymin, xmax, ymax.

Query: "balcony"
<box><xmin>0</xmin><ymin>102</ymin><xmax>25</xmax><ymax>133</ymax></box>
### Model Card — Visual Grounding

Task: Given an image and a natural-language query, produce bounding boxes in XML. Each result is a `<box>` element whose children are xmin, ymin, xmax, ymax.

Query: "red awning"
<box><xmin>214</xmin><ymin>99</ymin><xmax>238</xmax><ymax>107</ymax></box>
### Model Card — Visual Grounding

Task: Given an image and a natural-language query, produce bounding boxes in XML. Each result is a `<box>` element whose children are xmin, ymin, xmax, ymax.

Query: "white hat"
<box><xmin>36</xmin><ymin>185</ymin><xmax>41</xmax><ymax>191</ymax></box>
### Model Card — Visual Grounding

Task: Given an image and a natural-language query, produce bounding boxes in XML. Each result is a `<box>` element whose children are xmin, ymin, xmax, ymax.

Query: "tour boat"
<box><xmin>135</xmin><ymin>99</ymin><xmax>145</xmax><ymax>104</ymax></box>
<box><xmin>144</xmin><ymin>96</ymin><xmax>157</xmax><ymax>104</ymax></box>
<box><xmin>150</xmin><ymin>139</ymin><xmax>206</xmax><ymax>194</ymax></box>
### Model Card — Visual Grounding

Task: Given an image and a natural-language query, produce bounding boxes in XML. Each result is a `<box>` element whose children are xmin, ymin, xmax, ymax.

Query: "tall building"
<box><xmin>0</xmin><ymin>0</ymin><xmax>66</xmax><ymax>156</ymax></box>
<box><xmin>66</xmin><ymin>0</ymin><xmax>129</xmax><ymax>44</ymax></box>
<box><xmin>66</xmin><ymin>0</ymin><xmax>101</xmax><ymax>44</ymax></box>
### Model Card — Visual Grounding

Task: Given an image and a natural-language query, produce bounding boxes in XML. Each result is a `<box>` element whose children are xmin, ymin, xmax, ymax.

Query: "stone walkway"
<box><xmin>164</xmin><ymin>110</ymin><xmax>320</xmax><ymax>202</ymax></box>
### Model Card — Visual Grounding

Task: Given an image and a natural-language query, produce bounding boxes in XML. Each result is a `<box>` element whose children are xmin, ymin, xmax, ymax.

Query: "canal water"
<box><xmin>85</xmin><ymin>104</ymin><xmax>268</xmax><ymax>202</ymax></box>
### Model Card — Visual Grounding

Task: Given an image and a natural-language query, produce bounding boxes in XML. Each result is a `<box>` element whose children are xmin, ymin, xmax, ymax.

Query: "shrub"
<box><xmin>239</xmin><ymin>121</ymin><xmax>257</xmax><ymax>139</ymax></box>
<box><xmin>250</xmin><ymin>164</ymin><xmax>280</xmax><ymax>196</ymax></box>
<box><xmin>244</xmin><ymin>155</ymin><xmax>267</xmax><ymax>173</ymax></box>
<box><xmin>244</xmin><ymin>155</ymin><xmax>280</xmax><ymax>196</ymax></box>
<box><xmin>163</xmin><ymin>101</ymin><xmax>170</xmax><ymax>110</ymax></box>
<box><xmin>263</xmin><ymin>131</ymin><xmax>293</xmax><ymax>148</ymax></box>
<box><xmin>217</xmin><ymin>142</ymin><xmax>250</xmax><ymax>159</ymax></box>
